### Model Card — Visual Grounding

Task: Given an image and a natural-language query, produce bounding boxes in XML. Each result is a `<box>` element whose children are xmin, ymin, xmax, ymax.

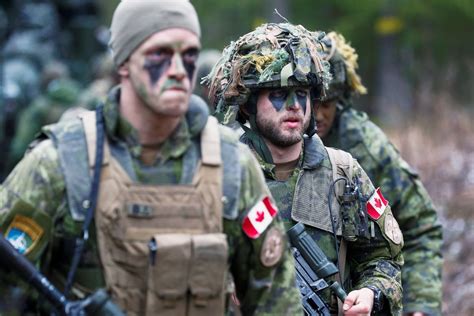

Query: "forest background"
<box><xmin>3</xmin><ymin>0</ymin><xmax>474</xmax><ymax>314</ymax></box>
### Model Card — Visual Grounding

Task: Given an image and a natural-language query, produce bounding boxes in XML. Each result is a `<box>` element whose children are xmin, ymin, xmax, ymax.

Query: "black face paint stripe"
<box><xmin>183</xmin><ymin>61</ymin><xmax>195</xmax><ymax>82</ymax></box>
<box><xmin>268</xmin><ymin>90</ymin><xmax>288</xmax><ymax>112</ymax></box>
<box><xmin>296</xmin><ymin>92</ymin><xmax>307</xmax><ymax>114</ymax></box>
<box><xmin>144</xmin><ymin>58</ymin><xmax>171</xmax><ymax>86</ymax></box>
<box><xmin>268</xmin><ymin>89</ymin><xmax>308</xmax><ymax>113</ymax></box>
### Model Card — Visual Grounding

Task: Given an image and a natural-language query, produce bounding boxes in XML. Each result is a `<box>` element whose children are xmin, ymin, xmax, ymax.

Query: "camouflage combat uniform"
<box><xmin>207</xmin><ymin>23</ymin><xmax>404</xmax><ymax>315</ymax></box>
<box><xmin>241</xmin><ymin>133</ymin><xmax>404</xmax><ymax>315</ymax></box>
<box><xmin>0</xmin><ymin>87</ymin><xmax>296</xmax><ymax>315</ymax></box>
<box><xmin>322</xmin><ymin>105</ymin><xmax>443</xmax><ymax>315</ymax></box>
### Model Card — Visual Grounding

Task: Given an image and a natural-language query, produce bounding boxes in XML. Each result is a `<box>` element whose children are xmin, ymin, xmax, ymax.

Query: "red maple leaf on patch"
<box><xmin>255</xmin><ymin>211</ymin><xmax>265</xmax><ymax>222</ymax></box>
<box><xmin>374</xmin><ymin>198</ymin><xmax>382</xmax><ymax>208</ymax></box>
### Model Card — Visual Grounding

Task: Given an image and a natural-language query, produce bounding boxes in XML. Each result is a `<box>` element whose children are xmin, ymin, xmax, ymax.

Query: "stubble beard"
<box><xmin>256</xmin><ymin>116</ymin><xmax>306</xmax><ymax>147</ymax></box>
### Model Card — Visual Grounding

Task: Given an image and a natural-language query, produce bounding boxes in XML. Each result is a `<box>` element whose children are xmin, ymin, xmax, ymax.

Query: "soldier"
<box><xmin>314</xmin><ymin>31</ymin><xmax>443</xmax><ymax>316</ymax></box>
<box><xmin>206</xmin><ymin>23</ymin><xmax>404</xmax><ymax>315</ymax></box>
<box><xmin>0</xmin><ymin>1</ymin><xmax>295</xmax><ymax>315</ymax></box>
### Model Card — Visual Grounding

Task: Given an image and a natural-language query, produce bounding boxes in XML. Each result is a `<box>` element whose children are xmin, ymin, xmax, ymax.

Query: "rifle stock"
<box><xmin>288</xmin><ymin>223</ymin><xmax>348</xmax><ymax>315</ymax></box>
<box><xmin>0</xmin><ymin>234</ymin><xmax>124</xmax><ymax>316</ymax></box>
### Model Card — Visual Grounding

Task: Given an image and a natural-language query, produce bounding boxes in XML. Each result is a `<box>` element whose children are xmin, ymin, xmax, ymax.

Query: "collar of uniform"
<box><xmin>245</xmin><ymin>134</ymin><xmax>325</xmax><ymax>173</ymax></box>
<box><xmin>102</xmin><ymin>85</ymin><xmax>193</xmax><ymax>162</ymax></box>
<box><xmin>249</xmin><ymin>142</ymin><xmax>305</xmax><ymax>181</ymax></box>
<box><xmin>301</xmin><ymin>135</ymin><xmax>326</xmax><ymax>169</ymax></box>
<box><xmin>254</xmin><ymin>148</ymin><xmax>277</xmax><ymax>179</ymax></box>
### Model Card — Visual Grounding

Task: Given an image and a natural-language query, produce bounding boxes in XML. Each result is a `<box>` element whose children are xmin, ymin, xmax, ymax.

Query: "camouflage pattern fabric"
<box><xmin>0</xmin><ymin>87</ymin><xmax>300</xmax><ymax>315</ymax></box>
<box><xmin>204</xmin><ymin>22</ymin><xmax>331</xmax><ymax>116</ymax></box>
<box><xmin>6</xmin><ymin>77</ymin><xmax>81</xmax><ymax>171</ymax></box>
<box><xmin>243</xmin><ymin>134</ymin><xmax>404</xmax><ymax>315</ymax></box>
<box><xmin>322</xmin><ymin>105</ymin><xmax>443</xmax><ymax>315</ymax></box>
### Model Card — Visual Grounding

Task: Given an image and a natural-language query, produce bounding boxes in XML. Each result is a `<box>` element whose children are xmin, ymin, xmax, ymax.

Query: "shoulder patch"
<box><xmin>242</xmin><ymin>196</ymin><xmax>278</xmax><ymax>239</ymax></box>
<box><xmin>260</xmin><ymin>227</ymin><xmax>284</xmax><ymax>267</ymax></box>
<box><xmin>384</xmin><ymin>212</ymin><xmax>403</xmax><ymax>245</ymax></box>
<box><xmin>5</xmin><ymin>215</ymin><xmax>44</xmax><ymax>255</ymax></box>
<box><xmin>366</xmin><ymin>188</ymin><xmax>388</xmax><ymax>220</ymax></box>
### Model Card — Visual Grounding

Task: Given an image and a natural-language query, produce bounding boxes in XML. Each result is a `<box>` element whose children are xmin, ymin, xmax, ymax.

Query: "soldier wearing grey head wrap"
<box><xmin>0</xmin><ymin>1</ymin><xmax>297</xmax><ymax>315</ymax></box>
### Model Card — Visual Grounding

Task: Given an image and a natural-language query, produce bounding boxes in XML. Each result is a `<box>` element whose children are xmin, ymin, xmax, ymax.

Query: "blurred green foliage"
<box><xmin>194</xmin><ymin>0</ymin><xmax>474</xmax><ymax>107</ymax></box>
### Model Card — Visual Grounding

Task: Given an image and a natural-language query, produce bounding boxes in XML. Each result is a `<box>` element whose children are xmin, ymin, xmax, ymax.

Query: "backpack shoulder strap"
<box><xmin>326</xmin><ymin>147</ymin><xmax>354</xmax><ymax>182</ymax></box>
<box><xmin>78</xmin><ymin>111</ymin><xmax>111</xmax><ymax>168</ymax></box>
<box><xmin>200</xmin><ymin>116</ymin><xmax>222</xmax><ymax>166</ymax></box>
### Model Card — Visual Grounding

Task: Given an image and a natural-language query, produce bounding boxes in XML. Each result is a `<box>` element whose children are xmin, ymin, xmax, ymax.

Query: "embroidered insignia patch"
<box><xmin>260</xmin><ymin>227</ymin><xmax>284</xmax><ymax>267</ymax></box>
<box><xmin>5</xmin><ymin>215</ymin><xmax>44</xmax><ymax>255</ymax></box>
<box><xmin>242</xmin><ymin>196</ymin><xmax>278</xmax><ymax>239</ymax></box>
<box><xmin>384</xmin><ymin>213</ymin><xmax>403</xmax><ymax>245</ymax></box>
<box><xmin>366</xmin><ymin>188</ymin><xmax>388</xmax><ymax>220</ymax></box>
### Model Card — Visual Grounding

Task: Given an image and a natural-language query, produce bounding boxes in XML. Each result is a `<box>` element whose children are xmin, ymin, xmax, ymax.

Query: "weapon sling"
<box><xmin>64</xmin><ymin>104</ymin><xmax>105</xmax><ymax>297</ymax></box>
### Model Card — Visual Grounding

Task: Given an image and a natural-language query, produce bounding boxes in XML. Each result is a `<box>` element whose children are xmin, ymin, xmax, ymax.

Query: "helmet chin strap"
<box><xmin>307</xmin><ymin>87</ymin><xmax>321</xmax><ymax>138</ymax></box>
<box><xmin>306</xmin><ymin>108</ymin><xmax>317</xmax><ymax>137</ymax></box>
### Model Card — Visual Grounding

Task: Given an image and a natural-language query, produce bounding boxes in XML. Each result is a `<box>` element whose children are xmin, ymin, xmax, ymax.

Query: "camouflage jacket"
<box><xmin>0</xmin><ymin>87</ymin><xmax>298</xmax><ymax>315</ymax></box>
<box><xmin>244</xmin><ymin>134</ymin><xmax>404</xmax><ymax>315</ymax></box>
<box><xmin>322</xmin><ymin>105</ymin><xmax>443</xmax><ymax>315</ymax></box>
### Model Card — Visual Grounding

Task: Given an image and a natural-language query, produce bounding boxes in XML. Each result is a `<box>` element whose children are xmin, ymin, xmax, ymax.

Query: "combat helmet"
<box><xmin>204</xmin><ymin>23</ymin><xmax>331</xmax><ymax>133</ymax></box>
<box><xmin>317</xmin><ymin>31</ymin><xmax>367</xmax><ymax>102</ymax></box>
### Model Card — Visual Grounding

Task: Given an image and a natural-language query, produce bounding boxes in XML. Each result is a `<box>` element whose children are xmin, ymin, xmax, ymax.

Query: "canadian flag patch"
<box><xmin>242</xmin><ymin>196</ymin><xmax>278</xmax><ymax>239</ymax></box>
<box><xmin>366</xmin><ymin>188</ymin><xmax>388</xmax><ymax>220</ymax></box>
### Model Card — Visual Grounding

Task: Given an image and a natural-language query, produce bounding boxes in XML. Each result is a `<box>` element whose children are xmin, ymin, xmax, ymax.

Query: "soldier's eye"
<box><xmin>147</xmin><ymin>48</ymin><xmax>173</xmax><ymax>63</ymax></box>
<box><xmin>295</xmin><ymin>89</ymin><xmax>308</xmax><ymax>98</ymax></box>
<box><xmin>269</xmin><ymin>90</ymin><xmax>288</xmax><ymax>100</ymax></box>
<box><xmin>182</xmin><ymin>48</ymin><xmax>199</xmax><ymax>64</ymax></box>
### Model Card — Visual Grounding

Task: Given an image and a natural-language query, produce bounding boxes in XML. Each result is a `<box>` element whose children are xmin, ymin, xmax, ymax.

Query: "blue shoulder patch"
<box><xmin>5</xmin><ymin>215</ymin><xmax>44</xmax><ymax>255</ymax></box>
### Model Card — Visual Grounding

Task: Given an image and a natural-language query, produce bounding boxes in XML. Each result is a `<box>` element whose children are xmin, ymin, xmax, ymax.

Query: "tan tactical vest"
<box><xmin>81</xmin><ymin>113</ymin><xmax>228</xmax><ymax>316</ymax></box>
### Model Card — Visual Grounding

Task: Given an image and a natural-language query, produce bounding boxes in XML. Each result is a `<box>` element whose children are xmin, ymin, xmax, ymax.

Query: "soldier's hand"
<box><xmin>342</xmin><ymin>288</ymin><xmax>374</xmax><ymax>315</ymax></box>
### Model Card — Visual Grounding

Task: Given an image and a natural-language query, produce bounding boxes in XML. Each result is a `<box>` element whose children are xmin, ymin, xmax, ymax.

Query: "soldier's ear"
<box><xmin>118</xmin><ymin>61</ymin><xmax>129</xmax><ymax>77</ymax></box>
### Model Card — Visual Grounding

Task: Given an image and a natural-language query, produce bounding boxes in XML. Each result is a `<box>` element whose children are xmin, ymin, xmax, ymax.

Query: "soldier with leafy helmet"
<box><xmin>207</xmin><ymin>22</ymin><xmax>404</xmax><ymax>314</ymax></box>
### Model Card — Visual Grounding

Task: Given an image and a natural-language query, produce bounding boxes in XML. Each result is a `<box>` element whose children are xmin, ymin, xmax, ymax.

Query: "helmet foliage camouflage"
<box><xmin>318</xmin><ymin>31</ymin><xmax>367</xmax><ymax>101</ymax></box>
<box><xmin>204</xmin><ymin>23</ymin><xmax>331</xmax><ymax>121</ymax></box>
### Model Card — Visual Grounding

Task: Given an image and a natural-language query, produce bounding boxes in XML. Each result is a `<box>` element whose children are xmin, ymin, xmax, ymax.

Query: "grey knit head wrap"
<box><xmin>109</xmin><ymin>0</ymin><xmax>201</xmax><ymax>67</ymax></box>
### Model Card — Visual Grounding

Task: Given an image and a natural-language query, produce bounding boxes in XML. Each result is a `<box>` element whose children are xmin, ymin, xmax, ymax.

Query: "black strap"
<box><xmin>64</xmin><ymin>105</ymin><xmax>105</xmax><ymax>297</ymax></box>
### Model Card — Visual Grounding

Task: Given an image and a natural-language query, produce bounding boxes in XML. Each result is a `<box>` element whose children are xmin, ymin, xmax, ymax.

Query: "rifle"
<box><xmin>0</xmin><ymin>234</ymin><xmax>125</xmax><ymax>316</ymax></box>
<box><xmin>288</xmin><ymin>223</ymin><xmax>348</xmax><ymax>316</ymax></box>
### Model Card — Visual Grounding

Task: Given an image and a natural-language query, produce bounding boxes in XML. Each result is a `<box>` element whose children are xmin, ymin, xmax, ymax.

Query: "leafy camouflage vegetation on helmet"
<box><xmin>317</xmin><ymin>31</ymin><xmax>367</xmax><ymax>101</ymax></box>
<box><xmin>203</xmin><ymin>23</ymin><xmax>332</xmax><ymax>116</ymax></box>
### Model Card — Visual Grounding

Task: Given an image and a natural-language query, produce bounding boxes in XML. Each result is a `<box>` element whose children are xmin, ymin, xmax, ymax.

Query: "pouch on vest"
<box><xmin>188</xmin><ymin>233</ymin><xmax>228</xmax><ymax>316</ymax></box>
<box><xmin>146</xmin><ymin>234</ymin><xmax>192</xmax><ymax>316</ymax></box>
<box><xmin>326</xmin><ymin>147</ymin><xmax>360</xmax><ymax>242</ymax></box>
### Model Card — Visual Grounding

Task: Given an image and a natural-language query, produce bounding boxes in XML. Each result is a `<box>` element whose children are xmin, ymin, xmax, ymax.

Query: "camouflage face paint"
<box><xmin>268</xmin><ymin>90</ymin><xmax>288</xmax><ymax>112</ymax></box>
<box><xmin>159</xmin><ymin>78</ymin><xmax>183</xmax><ymax>95</ymax></box>
<box><xmin>294</xmin><ymin>90</ymin><xmax>308</xmax><ymax>114</ymax></box>
<box><xmin>144</xmin><ymin>48</ymin><xmax>198</xmax><ymax>86</ymax></box>
<box><xmin>268</xmin><ymin>89</ymin><xmax>308</xmax><ymax>113</ymax></box>
<box><xmin>182</xmin><ymin>48</ymin><xmax>199</xmax><ymax>81</ymax></box>
<box><xmin>144</xmin><ymin>57</ymin><xmax>171</xmax><ymax>86</ymax></box>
